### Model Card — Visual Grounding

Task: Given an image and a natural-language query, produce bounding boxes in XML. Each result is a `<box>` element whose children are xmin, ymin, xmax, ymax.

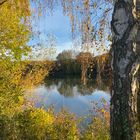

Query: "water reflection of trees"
<box><xmin>45</xmin><ymin>78</ymin><xmax>111</xmax><ymax>97</ymax></box>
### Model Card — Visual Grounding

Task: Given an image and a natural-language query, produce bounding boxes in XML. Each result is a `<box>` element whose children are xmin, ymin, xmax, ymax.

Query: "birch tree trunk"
<box><xmin>111</xmin><ymin>0</ymin><xmax>140</xmax><ymax>139</ymax></box>
<box><xmin>136</xmin><ymin>0</ymin><xmax>140</xmax><ymax>125</ymax></box>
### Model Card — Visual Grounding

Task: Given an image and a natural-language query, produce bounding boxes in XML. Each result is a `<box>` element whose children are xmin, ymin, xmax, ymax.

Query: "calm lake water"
<box><xmin>26</xmin><ymin>78</ymin><xmax>111</xmax><ymax>117</ymax></box>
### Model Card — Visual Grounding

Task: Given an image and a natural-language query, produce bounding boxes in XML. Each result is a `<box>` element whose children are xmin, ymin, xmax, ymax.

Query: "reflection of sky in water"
<box><xmin>26</xmin><ymin>81</ymin><xmax>110</xmax><ymax>117</ymax></box>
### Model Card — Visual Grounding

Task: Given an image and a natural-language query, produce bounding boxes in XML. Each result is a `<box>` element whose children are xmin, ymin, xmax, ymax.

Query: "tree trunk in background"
<box><xmin>97</xmin><ymin>59</ymin><xmax>102</xmax><ymax>84</ymax></box>
<box><xmin>111</xmin><ymin>0</ymin><xmax>140</xmax><ymax>140</ymax></box>
<box><xmin>81</xmin><ymin>63</ymin><xmax>87</xmax><ymax>85</ymax></box>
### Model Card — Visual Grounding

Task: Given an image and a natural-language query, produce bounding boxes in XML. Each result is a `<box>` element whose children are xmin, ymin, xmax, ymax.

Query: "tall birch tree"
<box><xmin>111</xmin><ymin>0</ymin><xmax>140</xmax><ymax>139</ymax></box>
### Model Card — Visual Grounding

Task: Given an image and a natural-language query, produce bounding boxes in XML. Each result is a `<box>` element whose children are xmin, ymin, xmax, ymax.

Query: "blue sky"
<box><xmin>29</xmin><ymin>1</ymin><xmax>112</xmax><ymax>60</ymax></box>
<box><xmin>30</xmin><ymin>5</ymin><xmax>74</xmax><ymax>55</ymax></box>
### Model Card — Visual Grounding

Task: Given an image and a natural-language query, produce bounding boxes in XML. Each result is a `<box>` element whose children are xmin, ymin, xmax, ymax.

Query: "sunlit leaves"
<box><xmin>83</xmin><ymin>99</ymin><xmax>110</xmax><ymax>140</ymax></box>
<box><xmin>0</xmin><ymin>0</ymin><xmax>31</xmax><ymax>117</ymax></box>
<box><xmin>0</xmin><ymin>2</ymin><xmax>31</xmax><ymax>60</ymax></box>
<box><xmin>21</xmin><ymin>60</ymin><xmax>54</xmax><ymax>88</ymax></box>
<box><xmin>0</xmin><ymin>0</ymin><xmax>31</xmax><ymax>17</ymax></box>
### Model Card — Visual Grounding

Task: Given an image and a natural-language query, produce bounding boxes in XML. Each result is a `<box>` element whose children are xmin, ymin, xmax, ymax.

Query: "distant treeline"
<box><xmin>49</xmin><ymin>52</ymin><xmax>112</xmax><ymax>80</ymax></box>
<box><xmin>49</xmin><ymin>60</ymin><xmax>81</xmax><ymax>77</ymax></box>
<box><xmin>22</xmin><ymin>52</ymin><xmax>112</xmax><ymax>83</ymax></box>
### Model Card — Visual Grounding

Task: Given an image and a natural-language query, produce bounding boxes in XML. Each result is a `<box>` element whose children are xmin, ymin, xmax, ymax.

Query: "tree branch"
<box><xmin>0</xmin><ymin>0</ymin><xmax>7</xmax><ymax>6</ymax></box>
